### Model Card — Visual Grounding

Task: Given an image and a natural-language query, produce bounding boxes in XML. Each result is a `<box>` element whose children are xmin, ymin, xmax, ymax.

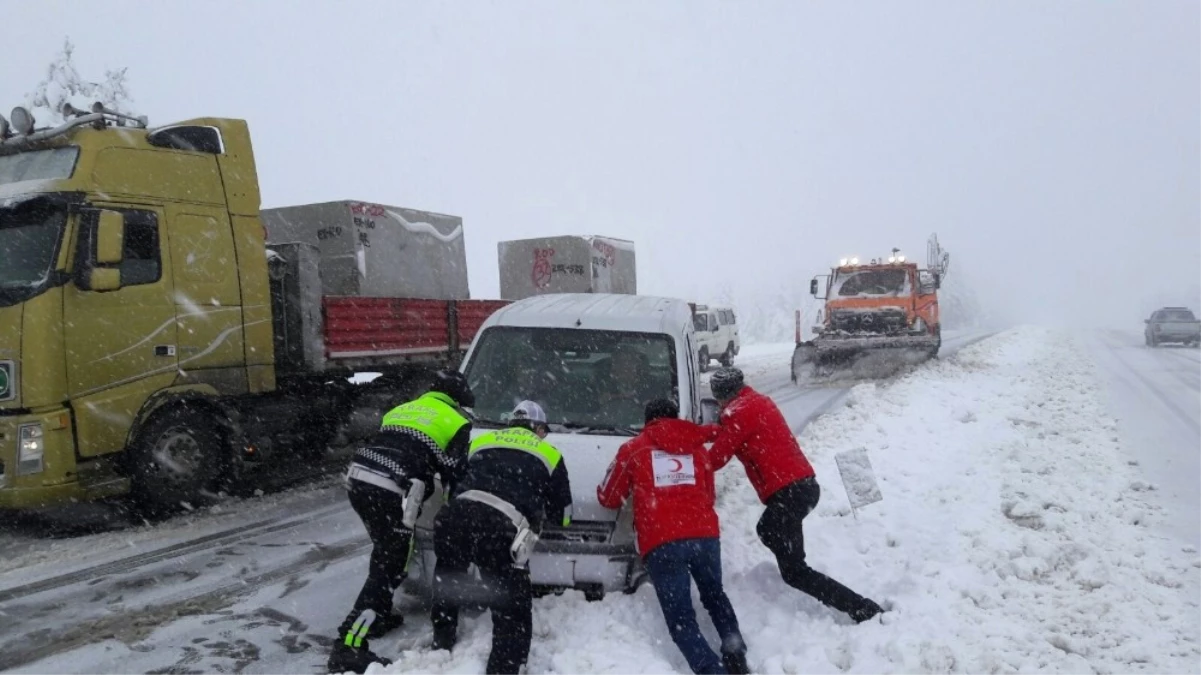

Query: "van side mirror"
<box><xmin>95</xmin><ymin>210</ymin><xmax>125</xmax><ymax>265</ymax></box>
<box><xmin>809</xmin><ymin>279</ymin><xmax>818</xmax><ymax>296</ymax></box>
<box><xmin>700</xmin><ymin>398</ymin><xmax>720</xmax><ymax>425</ymax></box>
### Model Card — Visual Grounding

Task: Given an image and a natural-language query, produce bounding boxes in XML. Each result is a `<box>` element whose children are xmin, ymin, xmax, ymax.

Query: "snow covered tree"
<box><xmin>26</xmin><ymin>37</ymin><xmax>133</xmax><ymax>124</ymax></box>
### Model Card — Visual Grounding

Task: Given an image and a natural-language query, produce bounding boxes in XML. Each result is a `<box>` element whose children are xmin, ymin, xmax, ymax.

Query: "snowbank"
<box><xmin>374</xmin><ymin>327</ymin><xmax>1199</xmax><ymax>674</ymax></box>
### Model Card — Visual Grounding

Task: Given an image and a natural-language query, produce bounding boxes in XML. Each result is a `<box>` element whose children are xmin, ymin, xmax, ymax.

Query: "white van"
<box><xmin>692</xmin><ymin>305</ymin><xmax>741</xmax><ymax>372</ymax></box>
<box><xmin>407</xmin><ymin>293</ymin><xmax>719</xmax><ymax>600</ymax></box>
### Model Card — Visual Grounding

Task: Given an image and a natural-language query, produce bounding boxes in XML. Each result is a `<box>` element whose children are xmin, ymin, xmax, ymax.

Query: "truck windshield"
<box><xmin>833</xmin><ymin>269</ymin><xmax>909</xmax><ymax>297</ymax></box>
<box><xmin>0</xmin><ymin>198</ymin><xmax>66</xmax><ymax>307</ymax></box>
<box><xmin>0</xmin><ymin>147</ymin><xmax>80</xmax><ymax>186</ymax></box>
<box><xmin>465</xmin><ymin>327</ymin><xmax>678</xmax><ymax>434</ymax></box>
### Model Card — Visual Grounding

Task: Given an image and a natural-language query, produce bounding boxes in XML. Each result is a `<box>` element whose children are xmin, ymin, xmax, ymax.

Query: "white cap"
<box><xmin>511</xmin><ymin>400</ymin><xmax>547</xmax><ymax>423</ymax></box>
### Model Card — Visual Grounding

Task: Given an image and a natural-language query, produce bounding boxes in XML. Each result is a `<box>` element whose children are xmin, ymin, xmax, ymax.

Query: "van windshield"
<box><xmin>465</xmin><ymin>327</ymin><xmax>678</xmax><ymax>434</ymax></box>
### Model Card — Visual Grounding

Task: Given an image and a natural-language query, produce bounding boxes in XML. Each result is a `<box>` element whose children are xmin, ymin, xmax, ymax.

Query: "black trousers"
<box><xmin>756</xmin><ymin>478</ymin><xmax>876</xmax><ymax>617</ymax></box>
<box><xmin>336</xmin><ymin>481</ymin><xmax>413</xmax><ymax>647</ymax></box>
<box><xmin>430</xmin><ymin>499</ymin><xmax>532</xmax><ymax>675</ymax></box>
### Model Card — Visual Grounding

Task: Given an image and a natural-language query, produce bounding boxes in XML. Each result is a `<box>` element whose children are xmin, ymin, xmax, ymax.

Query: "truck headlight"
<box><xmin>18</xmin><ymin>423</ymin><xmax>44</xmax><ymax>475</ymax></box>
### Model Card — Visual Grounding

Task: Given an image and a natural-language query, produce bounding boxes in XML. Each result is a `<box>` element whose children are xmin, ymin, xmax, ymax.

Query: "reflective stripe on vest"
<box><xmin>469</xmin><ymin>427</ymin><xmax>562</xmax><ymax>475</ymax></box>
<box><xmin>380</xmin><ymin>391</ymin><xmax>469</xmax><ymax>451</ymax></box>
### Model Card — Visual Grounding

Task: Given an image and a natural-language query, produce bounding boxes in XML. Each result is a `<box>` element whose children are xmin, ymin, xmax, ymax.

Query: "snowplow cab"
<box><xmin>793</xmin><ymin>246</ymin><xmax>946</xmax><ymax>383</ymax></box>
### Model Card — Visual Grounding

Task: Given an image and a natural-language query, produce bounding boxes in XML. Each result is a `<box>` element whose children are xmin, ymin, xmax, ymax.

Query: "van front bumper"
<box><xmin>409</xmin><ymin>523</ymin><xmax>644</xmax><ymax>597</ymax></box>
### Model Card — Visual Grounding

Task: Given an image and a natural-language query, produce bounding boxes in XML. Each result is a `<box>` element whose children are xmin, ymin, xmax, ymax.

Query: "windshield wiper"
<box><xmin>553</xmin><ymin>422</ymin><xmax>639</xmax><ymax>437</ymax></box>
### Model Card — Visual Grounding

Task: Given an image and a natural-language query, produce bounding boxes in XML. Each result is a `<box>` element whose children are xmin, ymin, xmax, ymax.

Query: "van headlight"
<box><xmin>18</xmin><ymin>423</ymin><xmax>44</xmax><ymax>475</ymax></box>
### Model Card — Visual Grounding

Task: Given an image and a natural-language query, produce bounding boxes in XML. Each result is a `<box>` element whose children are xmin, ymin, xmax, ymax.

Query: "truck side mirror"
<box><xmin>934</xmin><ymin>273</ymin><xmax>942</xmax><ymax>290</ymax></box>
<box><xmin>87</xmin><ymin>268</ymin><xmax>122</xmax><ymax>291</ymax></box>
<box><xmin>78</xmin><ymin>209</ymin><xmax>125</xmax><ymax>292</ymax></box>
<box><xmin>95</xmin><ymin>210</ymin><xmax>125</xmax><ymax>265</ymax></box>
<box><xmin>700</xmin><ymin>398</ymin><xmax>720</xmax><ymax>425</ymax></box>
<box><xmin>809</xmin><ymin>279</ymin><xmax>818</xmax><ymax>296</ymax></box>
<box><xmin>1144</xmin><ymin>319</ymin><xmax>1150</xmax><ymax>324</ymax></box>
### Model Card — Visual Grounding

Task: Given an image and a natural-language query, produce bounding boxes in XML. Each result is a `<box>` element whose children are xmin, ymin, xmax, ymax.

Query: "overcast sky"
<box><xmin>4</xmin><ymin>1</ymin><xmax>1197</xmax><ymax>329</ymax></box>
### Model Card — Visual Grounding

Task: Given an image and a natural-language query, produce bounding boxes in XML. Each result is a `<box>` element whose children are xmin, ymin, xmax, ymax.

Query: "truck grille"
<box><xmin>829</xmin><ymin>308</ymin><xmax>908</xmax><ymax>334</ymax></box>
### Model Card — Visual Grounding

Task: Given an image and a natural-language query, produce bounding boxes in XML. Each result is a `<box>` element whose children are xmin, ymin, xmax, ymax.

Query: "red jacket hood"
<box><xmin>642</xmin><ymin>418</ymin><xmax>712</xmax><ymax>454</ymax></box>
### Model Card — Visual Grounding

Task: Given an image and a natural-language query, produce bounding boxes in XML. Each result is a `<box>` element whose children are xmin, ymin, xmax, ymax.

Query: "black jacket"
<box><xmin>352</xmin><ymin>425</ymin><xmax>471</xmax><ymax>500</ymax></box>
<box><xmin>454</xmin><ymin>439</ymin><xmax>572</xmax><ymax>532</ymax></box>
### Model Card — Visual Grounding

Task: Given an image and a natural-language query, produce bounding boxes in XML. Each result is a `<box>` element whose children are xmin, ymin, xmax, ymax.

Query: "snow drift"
<box><xmin>375</xmin><ymin>327</ymin><xmax>1200</xmax><ymax>674</ymax></box>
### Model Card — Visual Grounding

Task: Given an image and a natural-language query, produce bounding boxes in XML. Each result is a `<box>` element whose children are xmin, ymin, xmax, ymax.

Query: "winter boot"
<box><xmin>849</xmin><ymin>599</ymin><xmax>885</xmax><ymax>624</ymax></box>
<box><xmin>722</xmin><ymin>650</ymin><xmax>751</xmax><ymax>675</ymax></box>
<box><xmin>373</xmin><ymin>612</ymin><xmax>404</xmax><ymax>636</ymax></box>
<box><xmin>431</xmin><ymin>625</ymin><xmax>457</xmax><ymax>651</ymax></box>
<box><xmin>326</xmin><ymin>643</ymin><xmax>392</xmax><ymax>674</ymax></box>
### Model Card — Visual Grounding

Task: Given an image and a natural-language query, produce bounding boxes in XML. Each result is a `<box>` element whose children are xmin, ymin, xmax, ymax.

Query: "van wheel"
<box><xmin>698</xmin><ymin>347</ymin><xmax>710</xmax><ymax>373</ymax></box>
<box><xmin>719</xmin><ymin>344</ymin><xmax>734</xmax><ymax>367</ymax></box>
<box><xmin>128</xmin><ymin>405</ymin><xmax>224</xmax><ymax>516</ymax></box>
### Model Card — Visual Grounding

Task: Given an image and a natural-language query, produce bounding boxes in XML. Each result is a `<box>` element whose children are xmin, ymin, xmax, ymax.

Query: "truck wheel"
<box><xmin>698</xmin><ymin>347</ymin><xmax>710</xmax><ymax>373</ymax></box>
<box><xmin>719</xmin><ymin>344</ymin><xmax>734</xmax><ymax>367</ymax></box>
<box><xmin>129</xmin><ymin>405</ymin><xmax>224</xmax><ymax>515</ymax></box>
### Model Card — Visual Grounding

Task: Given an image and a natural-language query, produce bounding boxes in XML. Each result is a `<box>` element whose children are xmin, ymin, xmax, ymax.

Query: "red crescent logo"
<box><xmin>668</xmin><ymin>458</ymin><xmax>683</xmax><ymax>472</ymax></box>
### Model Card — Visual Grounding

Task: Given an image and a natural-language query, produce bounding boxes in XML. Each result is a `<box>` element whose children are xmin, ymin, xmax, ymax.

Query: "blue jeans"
<box><xmin>644</xmin><ymin>538</ymin><xmax>745</xmax><ymax>675</ymax></box>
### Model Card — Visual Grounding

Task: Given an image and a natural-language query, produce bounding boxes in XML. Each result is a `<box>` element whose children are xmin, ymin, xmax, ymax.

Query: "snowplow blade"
<box><xmin>792</xmin><ymin>334</ymin><xmax>940</xmax><ymax>384</ymax></box>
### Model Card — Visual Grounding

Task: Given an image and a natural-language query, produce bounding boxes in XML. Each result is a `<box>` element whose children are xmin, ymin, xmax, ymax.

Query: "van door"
<box><xmin>65</xmin><ymin>206</ymin><xmax>178</xmax><ymax>457</ymax></box>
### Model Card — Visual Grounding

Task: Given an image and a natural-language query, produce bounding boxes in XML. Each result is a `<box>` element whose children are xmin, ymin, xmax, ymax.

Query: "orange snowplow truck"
<box><xmin>792</xmin><ymin>236</ymin><xmax>949</xmax><ymax>382</ymax></box>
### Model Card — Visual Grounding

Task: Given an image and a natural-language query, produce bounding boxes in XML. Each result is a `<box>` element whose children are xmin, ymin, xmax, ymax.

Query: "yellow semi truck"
<box><xmin>0</xmin><ymin>105</ymin><xmax>506</xmax><ymax>513</ymax></box>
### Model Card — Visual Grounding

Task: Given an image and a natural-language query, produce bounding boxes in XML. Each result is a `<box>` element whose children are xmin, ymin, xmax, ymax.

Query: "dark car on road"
<box><xmin>1145</xmin><ymin>307</ymin><xmax>1201</xmax><ymax>347</ymax></box>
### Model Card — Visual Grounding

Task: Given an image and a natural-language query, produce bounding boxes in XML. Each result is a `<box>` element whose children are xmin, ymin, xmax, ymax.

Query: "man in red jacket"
<box><xmin>598</xmin><ymin>399</ymin><xmax>750</xmax><ymax>675</ymax></box>
<box><xmin>708</xmin><ymin>367</ymin><xmax>884</xmax><ymax>624</ymax></box>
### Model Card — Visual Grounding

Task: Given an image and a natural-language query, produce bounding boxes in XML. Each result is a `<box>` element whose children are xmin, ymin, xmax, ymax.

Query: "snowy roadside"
<box><xmin>376</xmin><ymin>327</ymin><xmax>1200</xmax><ymax>674</ymax></box>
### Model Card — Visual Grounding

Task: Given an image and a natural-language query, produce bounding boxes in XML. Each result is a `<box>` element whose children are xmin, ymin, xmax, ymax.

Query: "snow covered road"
<box><xmin>1079</xmin><ymin>330</ymin><xmax>1200</xmax><ymax>549</ymax></box>
<box><xmin>0</xmin><ymin>332</ymin><xmax>991</xmax><ymax>675</ymax></box>
<box><xmin>5</xmin><ymin>327</ymin><xmax>1199</xmax><ymax>674</ymax></box>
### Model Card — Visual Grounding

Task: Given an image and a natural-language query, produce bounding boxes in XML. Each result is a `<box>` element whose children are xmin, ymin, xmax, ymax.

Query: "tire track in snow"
<box><xmin>0</xmin><ymin>535</ymin><xmax>370</xmax><ymax>672</ymax></box>
<box><xmin>0</xmin><ymin>498</ymin><xmax>349</xmax><ymax>604</ymax></box>
<box><xmin>1100</xmin><ymin>331</ymin><xmax>1200</xmax><ymax>435</ymax></box>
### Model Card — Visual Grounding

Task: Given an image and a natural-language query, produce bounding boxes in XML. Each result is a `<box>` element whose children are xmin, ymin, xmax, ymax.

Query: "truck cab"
<box><xmin>816</xmin><ymin>261</ymin><xmax>941</xmax><ymax>344</ymax></box>
<box><xmin>793</xmin><ymin>249</ymin><xmax>946</xmax><ymax>381</ymax></box>
<box><xmin>407</xmin><ymin>293</ymin><xmax>719</xmax><ymax>599</ymax></box>
<box><xmin>0</xmin><ymin>110</ymin><xmax>277</xmax><ymax>510</ymax></box>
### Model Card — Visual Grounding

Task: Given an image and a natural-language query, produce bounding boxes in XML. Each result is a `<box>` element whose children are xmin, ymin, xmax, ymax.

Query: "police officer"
<box><xmin>430</xmin><ymin>400</ymin><xmax>572</xmax><ymax>675</ymax></box>
<box><xmin>327</xmin><ymin>370</ymin><xmax>475</xmax><ymax>675</ymax></box>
